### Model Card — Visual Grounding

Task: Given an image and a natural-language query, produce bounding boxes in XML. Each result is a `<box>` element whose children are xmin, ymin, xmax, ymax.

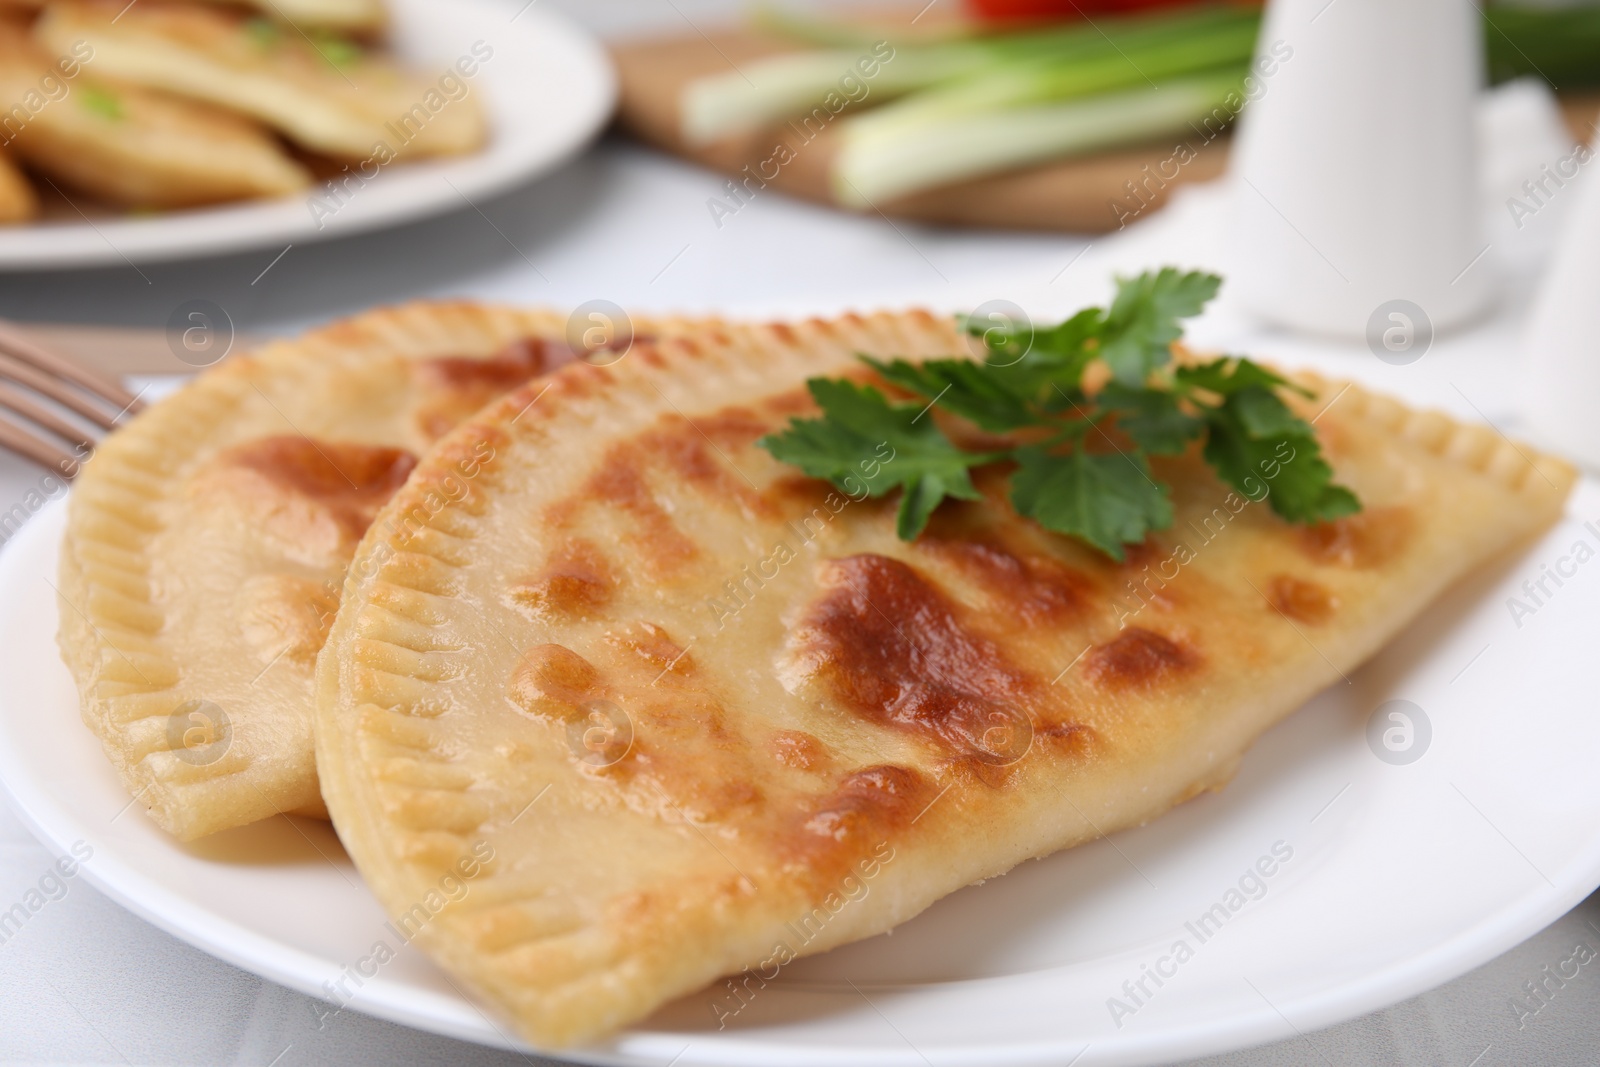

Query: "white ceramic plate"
<box><xmin>0</xmin><ymin>0</ymin><xmax>614</xmax><ymax>270</ymax></box>
<box><xmin>4</xmin><ymin>486</ymin><xmax>1600</xmax><ymax>1066</ymax></box>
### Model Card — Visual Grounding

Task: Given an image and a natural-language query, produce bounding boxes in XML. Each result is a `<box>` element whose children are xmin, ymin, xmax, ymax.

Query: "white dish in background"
<box><xmin>3</xmin><ymin>484</ymin><xmax>1599</xmax><ymax>1066</ymax></box>
<box><xmin>0</xmin><ymin>0</ymin><xmax>614</xmax><ymax>270</ymax></box>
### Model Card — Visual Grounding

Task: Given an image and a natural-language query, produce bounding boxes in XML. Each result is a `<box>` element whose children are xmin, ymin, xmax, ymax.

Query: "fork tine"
<box><xmin>0</xmin><ymin>352</ymin><xmax>121</xmax><ymax>431</ymax></box>
<box><xmin>0</xmin><ymin>319</ymin><xmax>144</xmax><ymax>416</ymax></box>
<box><xmin>0</xmin><ymin>381</ymin><xmax>98</xmax><ymax>454</ymax></box>
<box><xmin>0</xmin><ymin>413</ymin><xmax>75</xmax><ymax>475</ymax></box>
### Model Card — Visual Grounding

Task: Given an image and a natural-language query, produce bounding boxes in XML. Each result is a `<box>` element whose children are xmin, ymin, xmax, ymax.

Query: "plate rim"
<box><xmin>4</xmin><ymin>491</ymin><xmax>1599</xmax><ymax>1066</ymax></box>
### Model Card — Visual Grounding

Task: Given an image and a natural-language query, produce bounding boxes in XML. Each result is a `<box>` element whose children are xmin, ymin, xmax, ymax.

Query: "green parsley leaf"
<box><xmin>964</xmin><ymin>305</ymin><xmax>1105</xmax><ymax>394</ymax></box>
<box><xmin>862</xmin><ymin>356</ymin><xmax>1039</xmax><ymax>432</ymax></box>
<box><xmin>243</xmin><ymin>17</ymin><xmax>282</xmax><ymax>49</ymax></box>
<box><xmin>1181</xmin><ymin>357</ymin><xmax>1357</xmax><ymax>522</ymax></box>
<box><xmin>1034</xmin><ymin>306</ymin><xmax>1105</xmax><ymax>371</ymax></box>
<box><xmin>757</xmin><ymin>269</ymin><xmax>1359</xmax><ymax>557</ymax></box>
<box><xmin>957</xmin><ymin>309</ymin><xmax>1035</xmax><ymax>369</ymax></box>
<box><xmin>1100</xmin><ymin>268</ymin><xmax>1221</xmax><ymax>386</ymax></box>
<box><xmin>1175</xmin><ymin>356</ymin><xmax>1309</xmax><ymax>398</ymax></box>
<box><xmin>757</xmin><ymin>378</ymin><xmax>994</xmax><ymax>540</ymax></box>
<box><xmin>310</xmin><ymin>31</ymin><xmax>364</xmax><ymax>69</ymax></box>
<box><xmin>1229</xmin><ymin>386</ymin><xmax>1309</xmax><ymax>439</ymax></box>
<box><xmin>1097</xmin><ymin>383</ymin><xmax>1204</xmax><ymax>455</ymax></box>
<box><xmin>78</xmin><ymin>85</ymin><xmax>124</xmax><ymax>121</ymax></box>
<box><xmin>1010</xmin><ymin>446</ymin><xmax>1173</xmax><ymax>561</ymax></box>
<box><xmin>1202</xmin><ymin>395</ymin><xmax>1360</xmax><ymax>524</ymax></box>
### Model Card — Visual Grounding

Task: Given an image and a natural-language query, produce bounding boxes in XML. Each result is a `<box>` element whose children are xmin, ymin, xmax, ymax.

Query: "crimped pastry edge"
<box><xmin>58</xmin><ymin>300</ymin><xmax>653</xmax><ymax>840</ymax></box>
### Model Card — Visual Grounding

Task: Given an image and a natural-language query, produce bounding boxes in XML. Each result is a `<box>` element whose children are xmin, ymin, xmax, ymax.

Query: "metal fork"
<box><xmin>0</xmin><ymin>319</ymin><xmax>146</xmax><ymax>476</ymax></box>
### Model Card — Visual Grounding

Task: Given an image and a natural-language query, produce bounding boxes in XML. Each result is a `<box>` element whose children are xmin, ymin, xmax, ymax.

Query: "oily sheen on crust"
<box><xmin>313</xmin><ymin>312</ymin><xmax>1574</xmax><ymax>1047</ymax></box>
<box><xmin>57</xmin><ymin>301</ymin><xmax>690</xmax><ymax>841</ymax></box>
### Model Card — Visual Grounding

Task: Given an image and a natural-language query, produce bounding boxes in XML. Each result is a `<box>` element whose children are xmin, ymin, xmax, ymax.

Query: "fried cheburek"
<box><xmin>37</xmin><ymin>0</ymin><xmax>487</xmax><ymax>161</ymax></box>
<box><xmin>0</xmin><ymin>19</ymin><xmax>308</xmax><ymax>207</ymax></box>
<box><xmin>313</xmin><ymin>312</ymin><xmax>1573</xmax><ymax>1046</ymax></box>
<box><xmin>58</xmin><ymin>304</ymin><xmax>683</xmax><ymax>840</ymax></box>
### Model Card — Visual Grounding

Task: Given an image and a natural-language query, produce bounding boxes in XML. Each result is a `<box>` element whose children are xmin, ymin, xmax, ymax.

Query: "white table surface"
<box><xmin>4</xmin><ymin>2</ymin><xmax>1600</xmax><ymax>1064</ymax></box>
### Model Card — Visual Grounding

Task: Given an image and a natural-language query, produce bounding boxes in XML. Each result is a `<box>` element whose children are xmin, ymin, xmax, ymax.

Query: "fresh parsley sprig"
<box><xmin>758</xmin><ymin>269</ymin><xmax>1360</xmax><ymax>560</ymax></box>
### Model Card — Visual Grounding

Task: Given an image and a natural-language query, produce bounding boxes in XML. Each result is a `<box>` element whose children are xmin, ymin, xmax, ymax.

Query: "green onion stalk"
<box><xmin>835</xmin><ymin>70</ymin><xmax>1247</xmax><ymax>205</ymax></box>
<box><xmin>682</xmin><ymin>4</ymin><xmax>1259</xmax><ymax>144</ymax></box>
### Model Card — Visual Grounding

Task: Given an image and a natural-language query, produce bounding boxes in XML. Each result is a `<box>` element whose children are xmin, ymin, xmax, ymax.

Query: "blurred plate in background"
<box><xmin>0</xmin><ymin>0</ymin><xmax>615</xmax><ymax>270</ymax></box>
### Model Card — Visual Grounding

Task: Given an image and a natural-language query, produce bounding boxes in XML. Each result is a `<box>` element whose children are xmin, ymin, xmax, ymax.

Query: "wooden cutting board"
<box><xmin>611</xmin><ymin>26</ymin><xmax>1600</xmax><ymax>233</ymax></box>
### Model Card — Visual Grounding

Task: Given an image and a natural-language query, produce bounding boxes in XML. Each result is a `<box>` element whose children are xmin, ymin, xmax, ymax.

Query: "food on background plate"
<box><xmin>313</xmin><ymin>276</ymin><xmax>1573</xmax><ymax>1045</ymax></box>
<box><xmin>56</xmin><ymin>303</ymin><xmax>692</xmax><ymax>841</ymax></box>
<box><xmin>0</xmin><ymin>18</ymin><xmax>309</xmax><ymax>208</ymax></box>
<box><xmin>0</xmin><ymin>147</ymin><xmax>38</xmax><ymax>220</ymax></box>
<box><xmin>37</xmin><ymin>1</ymin><xmax>486</xmax><ymax>161</ymax></box>
<box><xmin>0</xmin><ymin>0</ymin><xmax>488</xmax><ymax>223</ymax></box>
<box><xmin>192</xmin><ymin>0</ymin><xmax>388</xmax><ymax>35</ymax></box>
<box><xmin>1</xmin><ymin>0</ymin><xmax>385</xmax><ymax>32</ymax></box>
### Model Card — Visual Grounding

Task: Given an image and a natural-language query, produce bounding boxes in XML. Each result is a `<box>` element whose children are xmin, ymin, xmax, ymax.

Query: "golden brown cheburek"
<box><xmin>0</xmin><ymin>19</ymin><xmax>308</xmax><ymax>208</ymax></box>
<box><xmin>315</xmin><ymin>311</ymin><xmax>1574</xmax><ymax>1047</ymax></box>
<box><xmin>37</xmin><ymin>1</ymin><xmax>485</xmax><ymax>161</ymax></box>
<box><xmin>58</xmin><ymin>303</ymin><xmax>683</xmax><ymax>841</ymax></box>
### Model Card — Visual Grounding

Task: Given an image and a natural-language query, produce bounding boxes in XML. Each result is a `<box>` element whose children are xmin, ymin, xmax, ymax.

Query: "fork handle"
<box><xmin>9</xmin><ymin>322</ymin><xmax>263</xmax><ymax>378</ymax></box>
<box><xmin>0</xmin><ymin>321</ymin><xmax>145</xmax><ymax>410</ymax></box>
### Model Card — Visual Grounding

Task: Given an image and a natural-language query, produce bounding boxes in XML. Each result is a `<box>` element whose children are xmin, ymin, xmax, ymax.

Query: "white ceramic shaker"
<box><xmin>1518</xmin><ymin>127</ymin><xmax>1600</xmax><ymax>469</ymax></box>
<box><xmin>1228</xmin><ymin>0</ymin><xmax>1492</xmax><ymax>341</ymax></box>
